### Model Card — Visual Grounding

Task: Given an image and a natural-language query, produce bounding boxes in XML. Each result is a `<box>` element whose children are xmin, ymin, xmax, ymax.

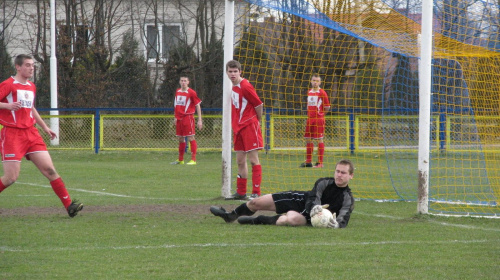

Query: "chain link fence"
<box><xmin>34</xmin><ymin>108</ymin><xmax>500</xmax><ymax>153</ymax></box>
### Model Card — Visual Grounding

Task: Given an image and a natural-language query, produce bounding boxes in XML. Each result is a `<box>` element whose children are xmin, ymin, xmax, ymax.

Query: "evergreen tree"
<box><xmin>0</xmin><ymin>38</ymin><xmax>14</xmax><ymax>82</ymax></box>
<box><xmin>109</xmin><ymin>31</ymin><xmax>152</xmax><ymax>107</ymax></box>
<box><xmin>158</xmin><ymin>42</ymin><xmax>197</xmax><ymax>108</ymax></box>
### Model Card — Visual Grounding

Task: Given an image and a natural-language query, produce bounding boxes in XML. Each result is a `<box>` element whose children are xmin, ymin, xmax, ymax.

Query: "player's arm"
<box><xmin>32</xmin><ymin>107</ymin><xmax>57</xmax><ymax>140</ymax></box>
<box><xmin>255</xmin><ymin>104</ymin><xmax>263</xmax><ymax>122</ymax></box>
<box><xmin>322</xmin><ymin>90</ymin><xmax>331</xmax><ymax>113</ymax></box>
<box><xmin>172</xmin><ymin>94</ymin><xmax>178</xmax><ymax>126</ymax></box>
<box><xmin>0</xmin><ymin>84</ymin><xmax>21</xmax><ymax>111</ymax></box>
<box><xmin>0</xmin><ymin>101</ymin><xmax>21</xmax><ymax>111</ymax></box>
<box><xmin>195</xmin><ymin>103</ymin><xmax>203</xmax><ymax>130</ymax></box>
<box><xmin>243</xmin><ymin>81</ymin><xmax>263</xmax><ymax>122</ymax></box>
<box><xmin>304</xmin><ymin>178</ymin><xmax>331</xmax><ymax>215</ymax></box>
<box><xmin>335</xmin><ymin>191</ymin><xmax>355</xmax><ymax>228</ymax></box>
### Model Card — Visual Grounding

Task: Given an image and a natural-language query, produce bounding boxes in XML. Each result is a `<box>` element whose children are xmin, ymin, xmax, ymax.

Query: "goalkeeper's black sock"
<box><xmin>233</xmin><ymin>203</ymin><xmax>255</xmax><ymax>216</ymax></box>
<box><xmin>255</xmin><ymin>215</ymin><xmax>280</xmax><ymax>225</ymax></box>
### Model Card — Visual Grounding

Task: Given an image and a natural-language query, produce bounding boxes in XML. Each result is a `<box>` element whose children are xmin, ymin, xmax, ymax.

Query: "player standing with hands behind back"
<box><xmin>225</xmin><ymin>60</ymin><xmax>263</xmax><ymax>200</ymax></box>
<box><xmin>171</xmin><ymin>76</ymin><xmax>202</xmax><ymax>165</ymax></box>
<box><xmin>300</xmin><ymin>74</ymin><xmax>330</xmax><ymax>168</ymax></box>
<box><xmin>0</xmin><ymin>54</ymin><xmax>83</xmax><ymax>217</ymax></box>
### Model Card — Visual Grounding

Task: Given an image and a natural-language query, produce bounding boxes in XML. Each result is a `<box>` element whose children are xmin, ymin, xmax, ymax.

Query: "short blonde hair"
<box><xmin>336</xmin><ymin>159</ymin><xmax>354</xmax><ymax>174</ymax></box>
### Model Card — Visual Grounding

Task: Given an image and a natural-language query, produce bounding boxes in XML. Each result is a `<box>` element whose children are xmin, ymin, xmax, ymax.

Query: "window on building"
<box><xmin>146</xmin><ymin>25</ymin><xmax>159</xmax><ymax>59</ymax></box>
<box><xmin>145</xmin><ymin>24</ymin><xmax>181</xmax><ymax>61</ymax></box>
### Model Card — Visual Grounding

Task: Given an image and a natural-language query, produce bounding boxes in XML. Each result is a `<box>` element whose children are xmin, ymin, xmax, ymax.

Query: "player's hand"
<box><xmin>311</xmin><ymin>204</ymin><xmax>330</xmax><ymax>217</ymax></box>
<box><xmin>327</xmin><ymin>213</ymin><xmax>339</xmax><ymax>229</ymax></box>
<box><xmin>8</xmin><ymin>101</ymin><xmax>22</xmax><ymax>111</ymax></box>
<box><xmin>197</xmin><ymin>120</ymin><xmax>203</xmax><ymax>130</ymax></box>
<box><xmin>44</xmin><ymin>128</ymin><xmax>58</xmax><ymax>140</ymax></box>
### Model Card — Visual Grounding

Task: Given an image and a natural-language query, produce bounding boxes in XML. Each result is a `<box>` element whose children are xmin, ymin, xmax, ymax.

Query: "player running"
<box><xmin>210</xmin><ymin>159</ymin><xmax>355</xmax><ymax>228</ymax></box>
<box><xmin>0</xmin><ymin>54</ymin><xmax>83</xmax><ymax>217</ymax></box>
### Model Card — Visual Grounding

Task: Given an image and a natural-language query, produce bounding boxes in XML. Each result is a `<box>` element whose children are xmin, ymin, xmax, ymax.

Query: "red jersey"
<box><xmin>0</xmin><ymin>77</ymin><xmax>36</xmax><ymax>128</ymax></box>
<box><xmin>231</xmin><ymin>79</ymin><xmax>263</xmax><ymax>134</ymax></box>
<box><xmin>174</xmin><ymin>88</ymin><xmax>201</xmax><ymax>119</ymax></box>
<box><xmin>306</xmin><ymin>88</ymin><xmax>330</xmax><ymax>119</ymax></box>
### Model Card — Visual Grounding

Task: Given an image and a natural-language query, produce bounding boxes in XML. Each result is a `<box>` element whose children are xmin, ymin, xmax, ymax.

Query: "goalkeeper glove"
<box><xmin>327</xmin><ymin>213</ymin><xmax>339</xmax><ymax>229</ymax></box>
<box><xmin>310</xmin><ymin>204</ymin><xmax>330</xmax><ymax>217</ymax></box>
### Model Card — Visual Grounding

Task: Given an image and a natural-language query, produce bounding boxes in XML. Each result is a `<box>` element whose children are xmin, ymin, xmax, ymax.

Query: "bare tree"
<box><xmin>135</xmin><ymin>0</ymin><xmax>225</xmax><ymax>107</ymax></box>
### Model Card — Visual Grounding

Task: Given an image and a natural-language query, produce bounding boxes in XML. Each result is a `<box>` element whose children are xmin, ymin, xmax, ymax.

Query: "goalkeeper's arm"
<box><xmin>335</xmin><ymin>191</ymin><xmax>355</xmax><ymax>228</ymax></box>
<box><xmin>304</xmin><ymin>178</ymin><xmax>334</xmax><ymax>214</ymax></box>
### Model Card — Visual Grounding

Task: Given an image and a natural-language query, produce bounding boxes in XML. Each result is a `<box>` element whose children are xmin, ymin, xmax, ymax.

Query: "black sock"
<box><xmin>233</xmin><ymin>203</ymin><xmax>255</xmax><ymax>216</ymax></box>
<box><xmin>255</xmin><ymin>215</ymin><xmax>280</xmax><ymax>225</ymax></box>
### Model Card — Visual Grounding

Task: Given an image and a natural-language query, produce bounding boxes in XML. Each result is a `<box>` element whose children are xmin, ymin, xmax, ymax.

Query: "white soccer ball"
<box><xmin>311</xmin><ymin>208</ymin><xmax>334</xmax><ymax>228</ymax></box>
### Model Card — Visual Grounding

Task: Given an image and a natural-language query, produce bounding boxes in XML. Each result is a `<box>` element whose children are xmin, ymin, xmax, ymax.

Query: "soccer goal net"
<box><xmin>229</xmin><ymin>0</ymin><xmax>500</xmax><ymax>217</ymax></box>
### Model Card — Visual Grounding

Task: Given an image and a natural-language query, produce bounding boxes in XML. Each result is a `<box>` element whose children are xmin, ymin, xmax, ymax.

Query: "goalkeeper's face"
<box><xmin>334</xmin><ymin>164</ymin><xmax>353</xmax><ymax>188</ymax></box>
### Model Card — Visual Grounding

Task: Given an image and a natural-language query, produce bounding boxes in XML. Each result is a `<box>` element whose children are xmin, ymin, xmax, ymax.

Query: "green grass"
<box><xmin>1</xmin><ymin>151</ymin><xmax>499</xmax><ymax>279</ymax></box>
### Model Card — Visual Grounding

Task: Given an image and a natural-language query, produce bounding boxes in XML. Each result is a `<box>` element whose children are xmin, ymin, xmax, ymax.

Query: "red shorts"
<box><xmin>233</xmin><ymin>122</ymin><xmax>263</xmax><ymax>152</ymax></box>
<box><xmin>304</xmin><ymin>118</ymin><xmax>325</xmax><ymax>139</ymax></box>
<box><xmin>1</xmin><ymin>126</ymin><xmax>48</xmax><ymax>162</ymax></box>
<box><xmin>175</xmin><ymin>115</ymin><xmax>195</xmax><ymax>137</ymax></box>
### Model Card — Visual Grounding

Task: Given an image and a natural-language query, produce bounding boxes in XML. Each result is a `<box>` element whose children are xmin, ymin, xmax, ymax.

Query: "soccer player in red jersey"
<box><xmin>0</xmin><ymin>54</ymin><xmax>83</xmax><ymax>217</ymax></box>
<box><xmin>300</xmin><ymin>74</ymin><xmax>330</xmax><ymax>168</ymax></box>
<box><xmin>225</xmin><ymin>60</ymin><xmax>263</xmax><ymax>200</ymax></box>
<box><xmin>171</xmin><ymin>76</ymin><xmax>203</xmax><ymax>165</ymax></box>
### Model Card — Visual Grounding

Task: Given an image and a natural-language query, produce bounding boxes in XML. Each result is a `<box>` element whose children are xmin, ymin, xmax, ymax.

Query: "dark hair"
<box><xmin>226</xmin><ymin>60</ymin><xmax>241</xmax><ymax>71</ymax></box>
<box><xmin>14</xmin><ymin>54</ymin><xmax>33</xmax><ymax>66</ymax></box>
<box><xmin>311</xmin><ymin>73</ymin><xmax>321</xmax><ymax>79</ymax></box>
<box><xmin>337</xmin><ymin>159</ymin><xmax>354</xmax><ymax>174</ymax></box>
<box><xmin>179</xmin><ymin>76</ymin><xmax>190</xmax><ymax>81</ymax></box>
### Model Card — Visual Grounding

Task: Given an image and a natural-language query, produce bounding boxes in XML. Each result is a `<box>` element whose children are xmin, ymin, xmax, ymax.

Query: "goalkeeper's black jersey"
<box><xmin>305</xmin><ymin>177</ymin><xmax>355</xmax><ymax>228</ymax></box>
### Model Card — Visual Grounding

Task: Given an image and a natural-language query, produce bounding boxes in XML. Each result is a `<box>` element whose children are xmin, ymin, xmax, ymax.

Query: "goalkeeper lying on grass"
<box><xmin>210</xmin><ymin>159</ymin><xmax>355</xmax><ymax>228</ymax></box>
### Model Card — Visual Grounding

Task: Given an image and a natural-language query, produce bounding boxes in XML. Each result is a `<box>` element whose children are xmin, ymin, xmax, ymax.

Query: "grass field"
<box><xmin>1</xmin><ymin>151</ymin><xmax>499</xmax><ymax>279</ymax></box>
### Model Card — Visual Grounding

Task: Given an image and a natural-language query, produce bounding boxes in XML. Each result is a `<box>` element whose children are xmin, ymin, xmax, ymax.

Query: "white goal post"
<box><xmin>417</xmin><ymin>0</ymin><xmax>434</xmax><ymax>215</ymax></box>
<box><xmin>221</xmin><ymin>0</ymin><xmax>235</xmax><ymax>198</ymax></box>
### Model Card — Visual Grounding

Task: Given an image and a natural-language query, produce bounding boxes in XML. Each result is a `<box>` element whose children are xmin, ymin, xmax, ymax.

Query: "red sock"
<box><xmin>179</xmin><ymin>142</ymin><xmax>186</xmax><ymax>161</ymax></box>
<box><xmin>318</xmin><ymin>142</ymin><xmax>325</xmax><ymax>164</ymax></box>
<box><xmin>190</xmin><ymin>140</ymin><xmax>197</xmax><ymax>161</ymax></box>
<box><xmin>306</xmin><ymin>143</ymin><xmax>314</xmax><ymax>163</ymax></box>
<box><xmin>50</xmin><ymin>177</ymin><xmax>72</xmax><ymax>209</ymax></box>
<box><xmin>236</xmin><ymin>177</ymin><xmax>247</xmax><ymax>196</ymax></box>
<box><xmin>0</xmin><ymin>179</ymin><xmax>7</xmax><ymax>193</ymax></box>
<box><xmin>252</xmin><ymin>165</ymin><xmax>262</xmax><ymax>195</ymax></box>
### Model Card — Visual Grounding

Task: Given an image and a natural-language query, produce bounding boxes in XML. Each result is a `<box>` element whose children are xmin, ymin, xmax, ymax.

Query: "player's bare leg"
<box><xmin>276</xmin><ymin>211</ymin><xmax>307</xmax><ymax>226</ymax></box>
<box><xmin>29</xmin><ymin>152</ymin><xmax>83</xmax><ymax>217</ymax></box>
<box><xmin>0</xmin><ymin>161</ymin><xmax>21</xmax><ymax>192</ymax></box>
<box><xmin>239</xmin><ymin>210</ymin><xmax>307</xmax><ymax>226</ymax></box>
<box><xmin>29</xmin><ymin>151</ymin><xmax>59</xmax><ymax>181</ymax></box>
<box><xmin>236</xmin><ymin>195</ymin><xmax>281</xmax><ymax>225</ymax></box>
<box><xmin>211</xmin><ymin>193</ymin><xmax>274</xmax><ymax>223</ymax></box>
<box><xmin>236</xmin><ymin>151</ymin><xmax>249</xmax><ymax>178</ymax></box>
<box><xmin>246</xmin><ymin>194</ymin><xmax>275</xmax><ymax>212</ymax></box>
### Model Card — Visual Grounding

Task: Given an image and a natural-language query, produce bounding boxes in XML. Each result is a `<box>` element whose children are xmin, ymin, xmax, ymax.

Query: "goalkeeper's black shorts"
<box><xmin>272</xmin><ymin>191</ymin><xmax>309</xmax><ymax>216</ymax></box>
